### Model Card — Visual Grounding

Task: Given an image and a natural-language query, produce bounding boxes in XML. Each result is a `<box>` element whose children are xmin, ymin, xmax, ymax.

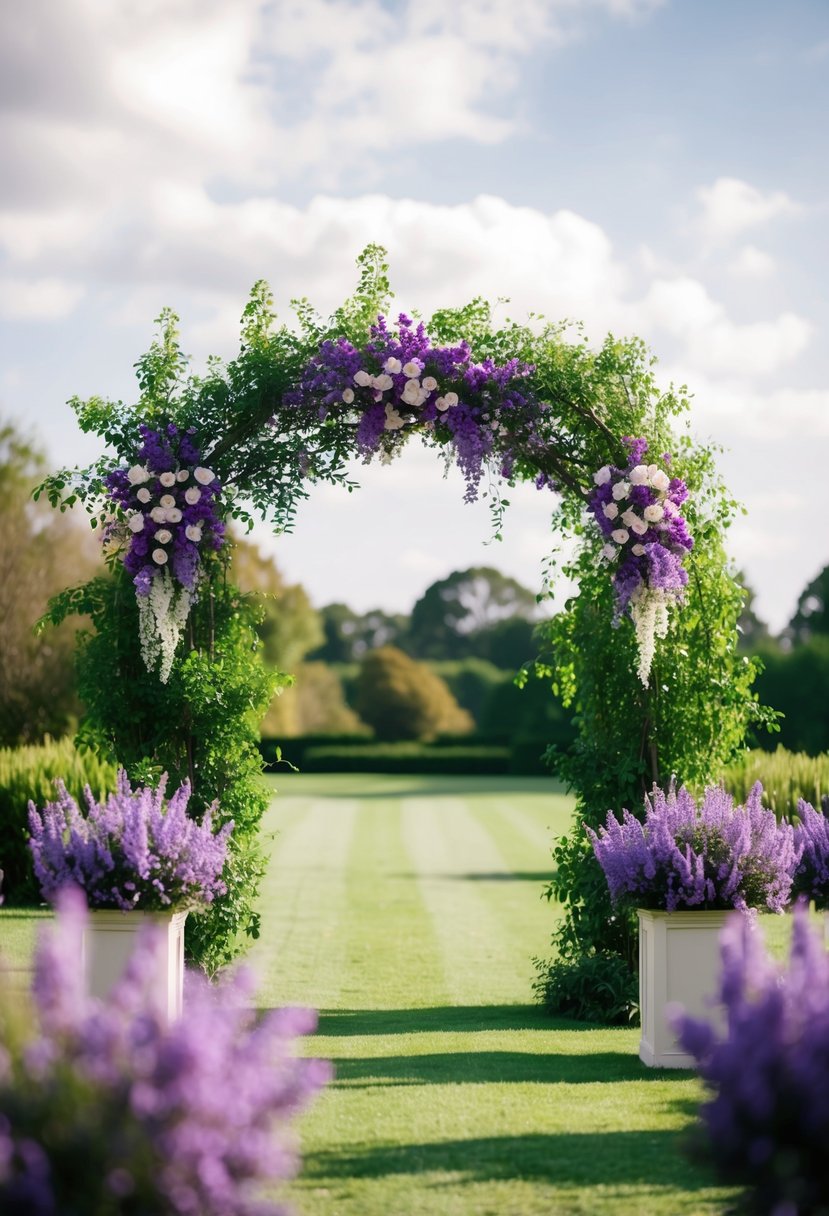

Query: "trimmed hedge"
<box><xmin>721</xmin><ymin>746</ymin><xmax>829</xmax><ymax>819</ymax></box>
<box><xmin>260</xmin><ymin>734</ymin><xmax>556</xmax><ymax>775</ymax></box>
<box><xmin>0</xmin><ymin>738</ymin><xmax>118</xmax><ymax>905</ymax></box>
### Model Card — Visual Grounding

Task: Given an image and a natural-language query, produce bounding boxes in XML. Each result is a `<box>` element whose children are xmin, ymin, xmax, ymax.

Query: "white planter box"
<box><xmin>84</xmin><ymin>909</ymin><xmax>187</xmax><ymax>1024</ymax></box>
<box><xmin>638</xmin><ymin>908</ymin><xmax>731</xmax><ymax>1069</ymax></box>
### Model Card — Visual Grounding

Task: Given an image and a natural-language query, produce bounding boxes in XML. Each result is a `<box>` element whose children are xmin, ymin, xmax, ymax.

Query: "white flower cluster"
<box><xmin>629</xmin><ymin>584</ymin><xmax>671</xmax><ymax>687</ymax></box>
<box><xmin>124</xmin><ymin>463</ymin><xmax>214</xmax><ymax>560</ymax></box>
<box><xmin>350</xmin><ymin>358</ymin><xmax>454</xmax><ymax>432</ymax></box>
<box><xmin>137</xmin><ymin>570</ymin><xmax>193</xmax><ymax>684</ymax></box>
<box><xmin>594</xmin><ymin>462</ymin><xmax>673</xmax><ymax>562</ymax></box>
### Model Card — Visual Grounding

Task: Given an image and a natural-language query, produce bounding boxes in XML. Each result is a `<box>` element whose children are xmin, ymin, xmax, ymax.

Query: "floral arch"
<box><xmin>41</xmin><ymin>246</ymin><xmax>767</xmax><ymax>999</ymax></box>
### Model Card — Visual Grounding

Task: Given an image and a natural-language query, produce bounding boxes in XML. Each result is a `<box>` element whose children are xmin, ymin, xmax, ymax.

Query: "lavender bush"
<box><xmin>0</xmin><ymin>889</ymin><xmax>330</xmax><ymax>1216</ymax></box>
<box><xmin>28</xmin><ymin>770</ymin><xmax>232</xmax><ymax>911</ymax></box>
<box><xmin>674</xmin><ymin>906</ymin><xmax>829</xmax><ymax>1214</ymax></box>
<box><xmin>793</xmin><ymin>798</ymin><xmax>829</xmax><ymax>907</ymax></box>
<box><xmin>587</xmin><ymin>782</ymin><xmax>799</xmax><ymax>913</ymax></box>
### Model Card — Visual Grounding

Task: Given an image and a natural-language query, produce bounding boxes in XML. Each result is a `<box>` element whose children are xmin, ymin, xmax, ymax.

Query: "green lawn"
<box><xmin>250</xmin><ymin>773</ymin><xmax>738</xmax><ymax>1216</ymax></box>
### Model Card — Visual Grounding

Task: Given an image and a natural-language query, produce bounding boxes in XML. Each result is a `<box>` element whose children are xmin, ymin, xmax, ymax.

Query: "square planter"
<box><xmin>638</xmin><ymin>908</ymin><xmax>731</xmax><ymax>1068</ymax></box>
<box><xmin>84</xmin><ymin>909</ymin><xmax>187</xmax><ymax>1024</ymax></box>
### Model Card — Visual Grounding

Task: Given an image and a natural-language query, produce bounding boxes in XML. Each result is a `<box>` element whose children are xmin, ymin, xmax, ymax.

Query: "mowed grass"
<box><xmin>250</xmin><ymin>773</ymin><xmax>738</xmax><ymax>1216</ymax></box>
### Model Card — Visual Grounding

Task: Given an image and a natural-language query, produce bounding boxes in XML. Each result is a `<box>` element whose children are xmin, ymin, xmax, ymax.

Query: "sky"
<box><xmin>1</xmin><ymin>0</ymin><xmax>827</xmax><ymax>631</ymax></box>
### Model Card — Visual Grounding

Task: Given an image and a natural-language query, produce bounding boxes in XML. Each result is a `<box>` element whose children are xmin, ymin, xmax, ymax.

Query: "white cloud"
<box><xmin>0</xmin><ymin>277</ymin><xmax>85</xmax><ymax>320</ymax></box>
<box><xmin>728</xmin><ymin>244</ymin><xmax>777</xmax><ymax>280</ymax></box>
<box><xmin>696</xmin><ymin>177</ymin><xmax>801</xmax><ymax>245</ymax></box>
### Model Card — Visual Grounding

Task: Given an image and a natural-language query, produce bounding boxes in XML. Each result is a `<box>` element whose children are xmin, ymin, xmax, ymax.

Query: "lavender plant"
<box><xmin>793</xmin><ymin>798</ymin><xmax>829</xmax><ymax>907</ymax></box>
<box><xmin>587</xmin><ymin>782</ymin><xmax>799</xmax><ymax>913</ymax></box>
<box><xmin>674</xmin><ymin>906</ymin><xmax>829</xmax><ymax>1215</ymax></box>
<box><xmin>0</xmin><ymin>889</ymin><xmax>330</xmax><ymax>1216</ymax></box>
<box><xmin>28</xmin><ymin>770</ymin><xmax>232</xmax><ymax>911</ymax></box>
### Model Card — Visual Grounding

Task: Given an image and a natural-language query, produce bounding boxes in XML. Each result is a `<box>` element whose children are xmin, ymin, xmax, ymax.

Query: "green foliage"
<box><xmin>407</xmin><ymin>567</ymin><xmax>538</xmax><ymax>661</ymax></box>
<box><xmin>355</xmin><ymin>647</ymin><xmax>474</xmax><ymax>741</ymax></box>
<box><xmin>0</xmin><ymin>738</ymin><xmax>117</xmax><ymax>905</ymax></box>
<box><xmin>751</xmin><ymin>638</ymin><xmax>829</xmax><ymax>755</ymax></box>
<box><xmin>721</xmin><ymin>746</ymin><xmax>829</xmax><ymax>818</ymax></box>
<box><xmin>787</xmin><ymin>562</ymin><xmax>829</xmax><ymax>644</ymax></box>
<box><xmin>532</xmin><ymin>952</ymin><xmax>639</xmax><ymax>1026</ymax></box>
<box><xmin>43</xmin><ymin>567</ymin><xmax>285</xmax><ymax>974</ymax></box>
<box><xmin>309</xmin><ymin>603</ymin><xmax>408</xmax><ymax>664</ymax></box>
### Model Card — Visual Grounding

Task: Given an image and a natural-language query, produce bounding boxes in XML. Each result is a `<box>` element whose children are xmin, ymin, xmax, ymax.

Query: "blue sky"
<box><xmin>1</xmin><ymin>0</ymin><xmax>827</xmax><ymax>630</ymax></box>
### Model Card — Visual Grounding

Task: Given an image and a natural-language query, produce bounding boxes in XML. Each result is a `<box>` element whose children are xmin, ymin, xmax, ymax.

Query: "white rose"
<box><xmin>621</xmin><ymin>508</ymin><xmax>638</xmax><ymax>528</ymax></box>
<box><xmin>401</xmin><ymin>379</ymin><xmax>422</xmax><ymax>404</ymax></box>
<box><xmin>402</xmin><ymin>361</ymin><xmax>421</xmax><ymax>379</ymax></box>
<box><xmin>593</xmin><ymin>466</ymin><xmax>612</xmax><ymax>486</ymax></box>
<box><xmin>443</xmin><ymin>391</ymin><xmax>459</xmax><ymax>408</ymax></box>
<box><xmin>342</xmin><ymin>387</ymin><xmax>355</xmax><ymax>404</ymax></box>
<box><xmin>159</xmin><ymin>494</ymin><xmax>176</xmax><ymax>509</ymax></box>
<box><xmin>136</xmin><ymin>487</ymin><xmax>151</xmax><ymax>504</ymax></box>
<box><xmin>185</xmin><ymin>524</ymin><xmax>203</xmax><ymax>542</ymax></box>
<box><xmin>611</xmin><ymin>480</ymin><xmax>630</xmax><ymax>501</ymax></box>
<box><xmin>602</xmin><ymin>502</ymin><xmax>619</xmax><ymax>520</ymax></box>
<box><xmin>127</xmin><ymin>513</ymin><xmax>145</xmax><ymax>533</ymax></box>
<box><xmin>159</xmin><ymin>471</ymin><xmax>176</xmax><ymax>488</ymax></box>
<box><xmin>354</xmin><ymin>369</ymin><xmax>372</xmax><ymax>387</ymax></box>
<box><xmin>647</xmin><ymin>464</ymin><xmax>660</xmax><ymax>480</ymax></box>
<box><xmin>435</xmin><ymin>397</ymin><xmax>447</xmax><ymax>411</ymax></box>
<box><xmin>127</xmin><ymin>464</ymin><xmax>149</xmax><ymax>485</ymax></box>
<box><xmin>644</xmin><ymin>503</ymin><xmax>664</xmax><ymax>523</ymax></box>
<box><xmin>383</xmin><ymin>357</ymin><xmax>402</xmax><ymax>375</ymax></box>
<box><xmin>630</xmin><ymin>516</ymin><xmax>648</xmax><ymax>536</ymax></box>
<box><xmin>384</xmin><ymin>404</ymin><xmax>405</xmax><ymax>431</ymax></box>
<box><xmin>155</xmin><ymin>528</ymin><xmax>173</xmax><ymax>544</ymax></box>
<box><xmin>651</xmin><ymin>470</ymin><xmax>671</xmax><ymax>492</ymax></box>
<box><xmin>194</xmin><ymin>467</ymin><xmax>215</xmax><ymax>486</ymax></box>
<box><xmin>632</xmin><ymin>543</ymin><xmax>646</xmax><ymax>556</ymax></box>
<box><xmin>611</xmin><ymin>529</ymin><xmax>630</xmax><ymax>545</ymax></box>
<box><xmin>176</xmin><ymin>469</ymin><xmax>190</xmax><ymax>482</ymax></box>
<box><xmin>166</xmin><ymin>507</ymin><xmax>182</xmax><ymax>524</ymax></box>
<box><xmin>150</xmin><ymin>507</ymin><xmax>168</xmax><ymax>524</ymax></box>
<box><xmin>601</xmin><ymin>544</ymin><xmax>618</xmax><ymax>561</ymax></box>
<box><xmin>184</xmin><ymin>487</ymin><xmax>201</xmax><ymax>505</ymax></box>
<box><xmin>629</xmin><ymin>465</ymin><xmax>650</xmax><ymax>485</ymax></box>
<box><xmin>422</xmin><ymin>376</ymin><xmax>438</xmax><ymax>392</ymax></box>
<box><xmin>373</xmin><ymin>374</ymin><xmax>393</xmax><ymax>392</ymax></box>
<box><xmin>152</xmin><ymin>548</ymin><xmax>168</xmax><ymax>565</ymax></box>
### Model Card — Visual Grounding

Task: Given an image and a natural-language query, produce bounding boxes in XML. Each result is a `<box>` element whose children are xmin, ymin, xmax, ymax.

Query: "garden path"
<box><xmin>250</xmin><ymin>773</ymin><xmax>734</xmax><ymax>1216</ymax></box>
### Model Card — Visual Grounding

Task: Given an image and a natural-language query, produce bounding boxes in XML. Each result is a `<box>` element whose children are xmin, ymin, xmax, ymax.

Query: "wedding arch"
<box><xmin>40</xmin><ymin>246</ymin><xmax>768</xmax><ymax>1004</ymax></box>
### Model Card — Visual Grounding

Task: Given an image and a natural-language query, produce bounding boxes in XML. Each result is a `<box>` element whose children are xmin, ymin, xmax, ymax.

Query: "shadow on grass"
<box><xmin>392</xmin><ymin>870</ymin><xmax>553</xmax><ymax>883</ymax></box>
<box><xmin>271</xmin><ymin>777</ymin><xmax>566</xmax><ymax>800</ymax></box>
<box><xmin>301</xmin><ymin>1130</ymin><xmax>714</xmax><ymax>1190</ymax></box>
<box><xmin>315</xmin><ymin>1005</ymin><xmax>612</xmax><ymax>1036</ymax></box>
<box><xmin>332</xmin><ymin>1048</ymin><xmax>681</xmax><ymax>1087</ymax></box>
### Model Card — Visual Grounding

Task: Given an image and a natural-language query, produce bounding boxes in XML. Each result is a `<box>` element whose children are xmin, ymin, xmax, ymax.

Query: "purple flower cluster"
<box><xmin>673</xmin><ymin>905</ymin><xmax>829</xmax><ymax>1214</ymax></box>
<box><xmin>793</xmin><ymin>798</ymin><xmax>829</xmax><ymax>907</ymax></box>
<box><xmin>284</xmin><ymin>314</ymin><xmax>535</xmax><ymax>502</ymax></box>
<box><xmin>105</xmin><ymin>423</ymin><xmax>225</xmax><ymax>597</ymax></box>
<box><xmin>589</xmin><ymin>437</ymin><xmax>694</xmax><ymax>618</ymax></box>
<box><xmin>28</xmin><ymin>771</ymin><xmax>232</xmax><ymax>911</ymax></box>
<box><xmin>0</xmin><ymin>889</ymin><xmax>330</xmax><ymax>1216</ymax></box>
<box><xmin>587</xmin><ymin>782</ymin><xmax>800</xmax><ymax>913</ymax></box>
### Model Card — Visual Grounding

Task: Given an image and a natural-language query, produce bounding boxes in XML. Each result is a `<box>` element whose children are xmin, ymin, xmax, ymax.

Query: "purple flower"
<box><xmin>793</xmin><ymin>799</ymin><xmax>829</xmax><ymax>906</ymax></box>
<box><xmin>587</xmin><ymin>782</ymin><xmax>800</xmax><ymax>913</ymax></box>
<box><xmin>673</xmin><ymin>905</ymin><xmax>829</xmax><ymax>1213</ymax></box>
<box><xmin>0</xmin><ymin>894</ymin><xmax>330</xmax><ymax>1215</ymax></box>
<box><xmin>28</xmin><ymin>771</ymin><xmax>233</xmax><ymax>911</ymax></box>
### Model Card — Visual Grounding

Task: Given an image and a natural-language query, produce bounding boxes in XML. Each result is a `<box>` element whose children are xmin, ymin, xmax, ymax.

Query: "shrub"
<box><xmin>28</xmin><ymin>770</ymin><xmax>232</xmax><ymax>911</ymax></box>
<box><xmin>721</xmin><ymin>746</ymin><xmax>829</xmax><ymax>819</ymax></box>
<box><xmin>301</xmin><ymin>742</ymin><xmax>510</xmax><ymax>775</ymax></box>
<box><xmin>587</xmin><ymin>782</ymin><xmax>799</xmax><ymax>913</ymax></box>
<box><xmin>0</xmin><ymin>738</ymin><xmax>117</xmax><ymax>905</ymax></box>
<box><xmin>0</xmin><ymin>889</ymin><xmax>330</xmax><ymax>1215</ymax></box>
<box><xmin>532</xmin><ymin>952</ymin><xmax>638</xmax><ymax>1026</ymax></box>
<box><xmin>674</xmin><ymin>907</ymin><xmax>829</xmax><ymax>1215</ymax></box>
<box><xmin>792</xmin><ymin>799</ymin><xmax>829</xmax><ymax>907</ymax></box>
<box><xmin>355</xmin><ymin>647</ymin><xmax>473</xmax><ymax>740</ymax></box>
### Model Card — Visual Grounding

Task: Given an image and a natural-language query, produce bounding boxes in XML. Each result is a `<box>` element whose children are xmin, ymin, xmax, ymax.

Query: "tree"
<box><xmin>787</xmin><ymin>564</ymin><xmax>829</xmax><ymax>645</ymax></box>
<box><xmin>736</xmin><ymin>575</ymin><xmax>772</xmax><ymax>652</ymax></box>
<box><xmin>407</xmin><ymin>567</ymin><xmax>538</xmax><ymax>661</ymax></box>
<box><xmin>355</xmin><ymin>646</ymin><xmax>473</xmax><ymax>740</ymax></box>
<box><xmin>0</xmin><ymin>421</ymin><xmax>99</xmax><ymax>745</ymax></box>
<box><xmin>310</xmin><ymin>603</ymin><xmax>407</xmax><ymax>663</ymax></box>
<box><xmin>229</xmin><ymin>536</ymin><xmax>324</xmax><ymax>671</ymax></box>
